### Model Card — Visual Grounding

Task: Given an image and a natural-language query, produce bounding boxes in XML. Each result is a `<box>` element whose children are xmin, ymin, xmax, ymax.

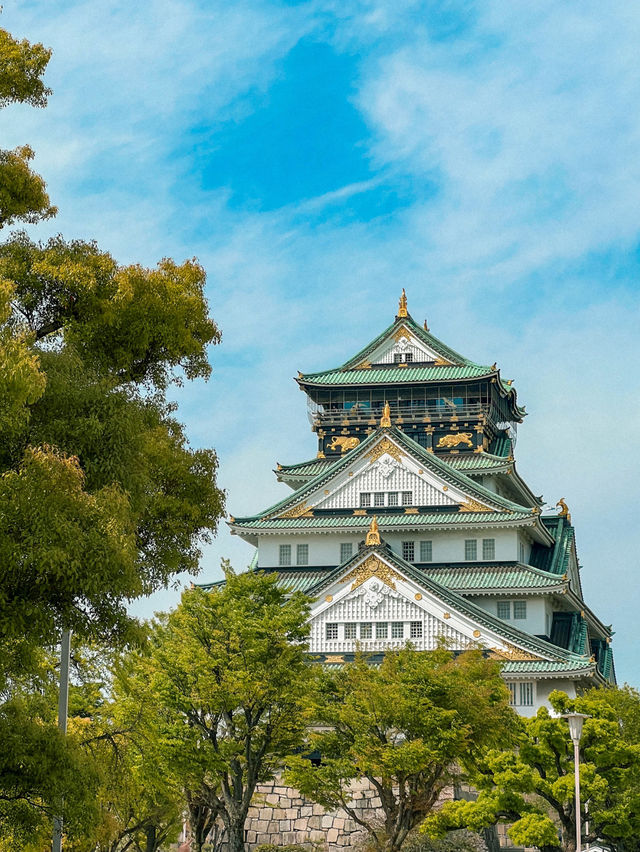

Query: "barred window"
<box><xmin>344</xmin><ymin>622</ymin><xmax>357</xmax><ymax>639</ymax></box>
<box><xmin>393</xmin><ymin>353</ymin><xmax>403</xmax><ymax>363</ymax></box>
<box><xmin>410</xmin><ymin>621</ymin><xmax>423</xmax><ymax>639</ymax></box>
<box><xmin>326</xmin><ymin>623</ymin><xmax>338</xmax><ymax>640</ymax></box>
<box><xmin>513</xmin><ymin>601</ymin><xmax>527</xmax><ymax>620</ymax></box>
<box><xmin>360</xmin><ymin>622</ymin><xmax>372</xmax><ymax>639</ymax></box>
<box><xmin>419</xmin><ymin>540</ymin><xmax>433</xmax><ymax>562</ymax></box>
<box><xmin>387</xmin><ymin>492</ymin><xmax>399</xmax><ymax>506</ymax></box>
<box><xmin>497</xmin><ymin>601</ymin><xmax>511</xmax><ymax>620</ymax></box>
<box><xmin>507</xmin><ymin>683</ymin><xmax>517</xmax><ymax>706</ymax></box>
<box><xmin>340</xmin><ymin>542</ymin><xmax>353</xmax><ymax>562</ymax></box>
<box><xmin>519</xmin><ymin>682</ymin><xmax>534</xmax><ymax>706</ymax></box>
<box><xmin>482</xmin><ymin>538</ymin><xmax>495</xmax><ymax>560</ymax></box>
<box><xmin>404</xmin><ymin>352</ymin><xmax>414</xmax><ymax>363</ymax></box>
<box><xmin>279</xmin><ymin>544</ymin><xmax>291</xmax><ymax>567</ymax></box>
<box><xmin>519</xmin><ymin>541</ymin><xmax>526</xmax><ymax>563</ymax></box>
<box><xmin>374</xmin><ymin>491</ymin><xmax>385</xmax><ymax>507</ymax></box>
<box><xmin>402</xmin><ymin>541</ymin><xmax>415</xmax><ymax>561</ymax></box>
<box><xmin>464</xmin><ymin>539</ymin><xmax>477</xmax><ymax>561</ymax></box>
<box><xmin>296</xmin><ymin>543</ymin><xmax>309</xmax><ymax>566</ymax></box>
<box><xmin>401</xmin><ymin>491</ymin><xmax>413</xmax><ymax>506</ymax></box>
<box><xmin>360</xmin><ymin>492</ymin><xmax>371</xmax><ymax>507</ymax></box>
<box><xmin>391</xmin><ymin>622</ymin><xmax>404</xmax><ymax>639</ymax></box>
<box><xmin>376</xmin><ymin>622</ymin><xmax>388</xmax><ymax>639</ymax></box>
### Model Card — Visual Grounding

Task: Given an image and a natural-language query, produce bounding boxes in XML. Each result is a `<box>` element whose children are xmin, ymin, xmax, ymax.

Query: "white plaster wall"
<box><xmin>371</xmin><ymin>334</ymin><xmax>438</xmax><ymax>364</ymax></box>
<box><xmin>317</xmin><ymin>463</ymin><xmax>457</xmax><ymax>509</ymax></box>
<box><xmin>257</xmin><ymin>528</ymin><xmax>523</xmax><ymax>568</ymax></box>
<box><xmin>503</xmin><ymin>677</ymin><xmax>578</xmax><ymax>717</ymax></box>
<box><xmin>470</xmin><ymin>595</ymin><xmax>547</xmax><ymax>635</ymax></box>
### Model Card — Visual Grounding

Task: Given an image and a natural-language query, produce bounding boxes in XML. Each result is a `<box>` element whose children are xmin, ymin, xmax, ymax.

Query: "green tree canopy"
<box><xmin>131</xmin><ymin>571</ymin><xmax>312</xmax><ymax>852</ymax></box>
<box><xmin>285</xmin><ymin>647</ymin><xmax>518</xmax><ymax>852</ymax></box>
<box><xmin>423</xmin><ymin>686</ymin><xmax>640</xmax><ymax>852</ymax></box>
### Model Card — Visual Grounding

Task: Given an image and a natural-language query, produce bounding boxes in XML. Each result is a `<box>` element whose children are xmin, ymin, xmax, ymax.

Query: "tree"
<box><xmin>136</xmin><ymin>570</ymin><xmax>312</xmax><ymax>852</ymax></box>
<box><xmin>423</xmin><ymin>687</ymin><xmax>640</xmax><ymax>852</ymax></box>
<box><xmin>0</xmin><ymin>28</ymin><xmax>56</xmax><ymax>227</ymax></box>
<box><xmin>285</xmin><ymin>647</ymin><xmax>518</xmax><ymax>852</ymax></box>
<box><xmin>0</xmin><ymin>20</ymin><xmax>225</xmax><ymax>843</ymax></box>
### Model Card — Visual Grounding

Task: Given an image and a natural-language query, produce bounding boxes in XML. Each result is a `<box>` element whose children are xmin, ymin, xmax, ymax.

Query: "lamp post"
<box><xmin>562</xmin><ymin>712</ymin><xmax>589</xmax><ymax>852</ymax></box>
<box><xmin>52</xmin><ymin>629</ymin><xmax>71</xmax><ymax>852</ymax></box>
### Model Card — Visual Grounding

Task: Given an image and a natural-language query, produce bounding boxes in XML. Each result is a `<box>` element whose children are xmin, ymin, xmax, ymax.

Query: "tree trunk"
<box><xmin>227</xmin><ymin>821</ymin><xmax>245</xmax><ymax>852</ymax></box>
<box><xmin>145</xmin><ymin>825</ymin><xmax>157</xmax><ymax>852</ymax></box>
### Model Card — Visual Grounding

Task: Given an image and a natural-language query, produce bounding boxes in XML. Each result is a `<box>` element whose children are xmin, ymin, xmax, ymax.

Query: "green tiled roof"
<box><xmin>501</xmin><ymin>659</ymin><xmax>596</xmax><ymax>675</ymax></box>
<box><xmin>276</xmin><ymin>458</ymin><xmax>333</xmax><ymax>482</ymax></box>
<box><xmin>423</xmin><ymin>563</ymin><xmax>566</xmax><ymax>592</ymax></box>
<box><xmin>233</xmin><ymin>427</ymin><xmax>539</xmax><ymax>529</ymax></box>
<box><xmin>299</xmin><ymin>363</ymin><xmax>495</xmax><ymax>386</ymax></box>
<box><xmin>443</xmin><ymin>453</ymin><xmax>512</xmax><ymax>472</ymax></box>
<box><xmin>232</xmin><ymin>510</ymin><xmax>535</xmax><ymax>532</ymax></box>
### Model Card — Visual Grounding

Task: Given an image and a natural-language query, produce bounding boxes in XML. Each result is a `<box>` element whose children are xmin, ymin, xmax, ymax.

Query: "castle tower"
<box><xmin>208</xmin><ymin>293</ymin><xmax>614</xmax><ymax>714</ymax></box>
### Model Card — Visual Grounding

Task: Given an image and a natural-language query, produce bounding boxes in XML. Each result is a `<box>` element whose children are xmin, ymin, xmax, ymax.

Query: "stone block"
<box><xmin>313</xmin><ymin>803</ymin><xmax>325</xmax><ymax>815</ymax></box>
<box><xmin>246</xmin><ymin>831</ymin><xmax>256</xmax><ymax>843</ymax></box>
<box><xmin>255</xmin><ymin>820</ymin><xmax>269</xmax><ymax>832</ymax></box>
<box><xmin>327</xmin><ymin>828</ymin><xmax>339</xmax><ymax>842</ymax></box>
<box><xmin>308</xmin><ymin>815</ymin><xmax>322</xmax><ymax>829</ymax></box>
<box><xmin>300</xmin><ymin>805</ymin><xmax>313</xmax><ymax>817</ymax></box>
<box><xmin>266</xmin><ymin>793</ymin><xmax>279</xmax><ymax>805</ymax></box>
<box><xmin>286</xmin><ymin>807</ymin><xmax>298</xmax><ymax>819</ymax></box>
<box><xmin>294</xmin><ymin>818</ymin><xmax>308</xmax><ymax>830</ymax></box>
<box><xmin>310</xmin><ymin>830</ymin><xmax>326</xmax><ymax>843</ymax></box>
<box><xmin>322</xmin><ymin>815</ymin><xmax>334</xmax><ymax>828</ymax></box>
<box><xmin>333</xmin><ymin>817</ymin><xmax>345</xmax><ymax>830</ymax></box>
<box><xmin>279</xmin><ymin>820</ymin><xmax>291</xmax><ymax>832</ymax></box>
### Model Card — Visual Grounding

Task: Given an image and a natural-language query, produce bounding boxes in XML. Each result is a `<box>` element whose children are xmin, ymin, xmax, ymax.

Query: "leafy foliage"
<box><xmin>423</xmin><ymin>687</ymin><xmax>640</xmax><ymax>852</ymax></box>
<box><xmin>127</xmin><ymin>572</ymin><xmax>312</xmax><ymax>852</ymax></box>
<box><xmin>285</xmin><ymin>647</ymin><xmax>517</xmax><ymax>852</ymax></box>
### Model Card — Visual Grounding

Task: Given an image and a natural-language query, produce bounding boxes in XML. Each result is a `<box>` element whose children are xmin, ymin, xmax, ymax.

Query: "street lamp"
<box><xmin>562</xmin><ymin>712</ymin><xmax>590</xmax><ymax>852</ymax></box>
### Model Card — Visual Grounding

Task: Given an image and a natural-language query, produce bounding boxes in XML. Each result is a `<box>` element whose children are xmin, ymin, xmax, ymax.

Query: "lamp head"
<box><xmin>561</xmin><ymin>712</ymin><xmax>590</xmax><ymax>743</ymax></box>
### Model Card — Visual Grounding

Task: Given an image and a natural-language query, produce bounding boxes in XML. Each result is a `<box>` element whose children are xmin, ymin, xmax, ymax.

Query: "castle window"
<box><xmin>360</xmin><ymin>622</ymin><xmax>372</xmax><ymax>639</ymax></box>
<box><xmin>465</xmin><ymin>539</ymin><xmax>477</xmax><ymax>560</ymax></box>
<box><xmin>340</xmin><ymin>542</ymin><xmax>353</xmax><ymax>562</ymax></box>
<box><xmin>497</xmin><ymin>601</ymin><xmax>510</xmax><ymax>620</ymax></box>
<box><xmin>506</xmin><ymin>681</ymin><xmax>535</xmax><ymax>707</ymax></box>
<box><xmin>279</xmin><ymin>544</ymin><xmax>291</xmax><ymax>567</ymax></box>
<box><xmin>376</xmin><ymin>622</ymin><xmax>388</xmax><ymax>639</ymax></box>
<box><xmin>344</xmin><ymin>622</ymin><xmax>357</xmax><ymax>639</ymax></box>
<box><xmin>402</xmin><ymin>541</ymin><xmax>415</xmax><ymax>561</ymax></box>
<box><xmin>296</xmin><ymin>544</ymin><xmax>309</xmax><ymax>566</ymax></box>
<box><xmin>404</xmin><ymin>352</ymin><xmax>414</xmax><ymax>363</ymax></box>
<box><xmin>482</xmin><ymin>538</ymin><xmax>495</xmax><ymax>560</ymax></box>
<box><xmin>519</xmin><ymin>541</ymin><xmax>526</xmax><ymax>563</ymax></box>
<box><xmin>401</xmin><ymin>491</ymin><xmax>413</xmax><ymax>506</ymax></box>
<box><xmin>420</xmin><ymin>540</ymin><xmax>433</xmax><ymax>562</ymax></box>
<box><xmin>360</xmin><ymin>492</ymin><xmax>371</xmax><ymax>507</ymax></box>
<box><xmin>387</xmin><ymin>492</ymin><xmax>399</xmax><ymax>506</ymax></box>
<box><xmin>393</xmin><ymin>353</ymin><xmax>403</xmax><ymax>363</ymax></box>
<box><xmin>519</xmin><ymin>682</ymin><xmax>534</xmax><ymax>706</ymax></box>
<box><xmin>410</xmin><ymin>621</ymin><xmax>423</xmax><ymax>639</ymax></box>
<box><xmin>326</xmin><ymin>623</ymin><xmax>338</xmax><ymax>640</ymax></box>
<box><xmin>513</xmin><ymin>601</ymin><xmax>527</xmax><ymax>620</ymax></box>
<box><xmin>391</xmin><ymin>622</ymin><xmax>404</xmax><ymax>638</ymax></box>
<box><xmin>374</xmin><ymin>492</ymin><xmax>385</xmax><ymax>507</ymax></box>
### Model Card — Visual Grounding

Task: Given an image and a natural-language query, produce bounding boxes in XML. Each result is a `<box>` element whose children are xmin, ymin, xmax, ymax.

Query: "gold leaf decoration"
<box><xmin>365</xmin><ymin>438</ymin><xmax>404</xmax><ymax>464</ymax></box>
<box><xmin>279</xmin><ymin>502</ymin><xmax>313</xmax><ymax>519</ymax></box>
<box><xmin>343</xmin><ymin>554</ymin><xmax>402</xmax><ymax>591</ymax></box>
<box><xmin>392</xmin><ymin>326</ymin><xmax>412</xmax><ymax>342</ymax></box>
<box><xmin>459</xmin><ymin>498</ymin><xmax>493</xmax><ymax>513</ymax></box>
<box><xmin>489</xmin><ymin>644</ymin><xmax>541</xmax><ymax>661</ymax></box>
<box><xmin>354</xmin><ymin>360</ymin><xmax>372</xmax><ymax>370</ymax></box>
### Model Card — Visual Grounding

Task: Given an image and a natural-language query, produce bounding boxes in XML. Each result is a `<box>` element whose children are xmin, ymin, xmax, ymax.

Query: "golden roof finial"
<box><xmin>423</xmin><ymin>318</ymin><xmax>429</xmax><ymax>332</ymax></box>
<box><xmin>365</xmin><ymin>516</ymin><xmax>381</xmax><ymax>546</ymax></box>
<box><xmin>556</xmin><ymin>498</ymin><xmax>571</xmax><ymax>523</ymax></box>
<box><xmin>397</xmin><ymin>288</ymin><xmax>408</xmax><ymax>318</ymax></box>
<box><xmin>380</xmin><ymin>401</ymin><xmax>392</xmax><ymax>428</ymax></box>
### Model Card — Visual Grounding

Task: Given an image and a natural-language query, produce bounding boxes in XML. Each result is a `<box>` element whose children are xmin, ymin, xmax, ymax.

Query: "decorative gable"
<box><xmin>365</xmin><ymin>325</ymin><xmax>449</xmax><ymax>366</ymax></box>
<box><xmin>309</xmin><ymin>547</ymin><xmax>547</xmax><ymax>660</ymax></box>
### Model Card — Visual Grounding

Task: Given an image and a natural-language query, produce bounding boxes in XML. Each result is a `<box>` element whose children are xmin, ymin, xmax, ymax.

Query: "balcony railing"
<box><xmin>307</xmin><ymin>400</ymin><xmax>495</xmax><ymax>426</ymax></box>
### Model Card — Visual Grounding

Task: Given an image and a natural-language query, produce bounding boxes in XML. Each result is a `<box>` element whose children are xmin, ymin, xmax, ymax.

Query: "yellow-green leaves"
<box><xmin>0</xmin><ymin>29</ymin><xmax>51</xmax><ymax>108</ymax></box>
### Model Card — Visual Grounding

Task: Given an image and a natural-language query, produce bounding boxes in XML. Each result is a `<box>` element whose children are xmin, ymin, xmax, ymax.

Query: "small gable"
<box><xmin>366</xmin><ymin>325</ymin><xmax>447</xmax><ymax>366</ymax></box>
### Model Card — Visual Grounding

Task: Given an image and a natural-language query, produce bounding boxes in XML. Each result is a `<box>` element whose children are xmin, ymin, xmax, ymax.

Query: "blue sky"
<box><xmin>3</xmin><ymin>0</ymin><xmax>640</xmax><ymax>684</ymax></box>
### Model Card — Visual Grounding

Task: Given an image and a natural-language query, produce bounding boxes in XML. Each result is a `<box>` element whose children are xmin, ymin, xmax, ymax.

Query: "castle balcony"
<box><xmin>308</xmin><ymin>399</ymin><xmax>501</xmax><ymax>430</ymax></box>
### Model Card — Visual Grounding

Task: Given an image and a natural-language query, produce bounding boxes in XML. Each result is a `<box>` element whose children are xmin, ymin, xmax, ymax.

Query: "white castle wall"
<box><xmin>470</xmin><ymin>596</ymin><xmax>550</xmax><ymax>636</ymax></box>
<box><xmin>257</xmin><ymin>529</ymin><xmax>522</xmax><ymax>568</ymax></box>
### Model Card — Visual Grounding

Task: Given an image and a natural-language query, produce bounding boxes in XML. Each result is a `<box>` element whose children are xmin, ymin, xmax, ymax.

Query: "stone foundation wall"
<box><xmin>244</xmin><ymin>778</ymin><xmax>387</xmax><ymax>849</ymax></box>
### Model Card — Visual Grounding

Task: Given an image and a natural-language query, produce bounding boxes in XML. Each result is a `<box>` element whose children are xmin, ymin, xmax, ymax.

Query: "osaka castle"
<box><xmin>222</xmin><ymin>291</ymin><xmax>615</xmax><ymax>714</ymax></box>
